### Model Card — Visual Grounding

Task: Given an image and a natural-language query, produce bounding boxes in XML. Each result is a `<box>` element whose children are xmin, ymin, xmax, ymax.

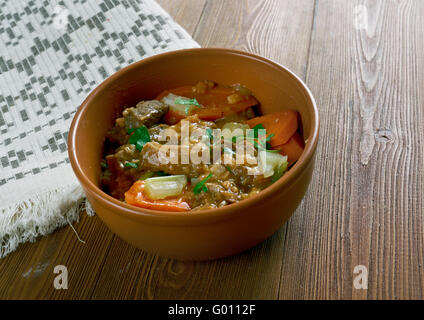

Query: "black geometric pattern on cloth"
<box><xmin>0</xmin><ymin>0</ymin><xmax>198</xmax><ymax>187</ymax></box>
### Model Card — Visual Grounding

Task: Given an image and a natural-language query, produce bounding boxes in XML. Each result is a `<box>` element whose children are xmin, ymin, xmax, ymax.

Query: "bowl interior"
<box><xmin>71</xmin><ymin>49</ymin><xmax>317</xmax><ymax>211</ymax></box>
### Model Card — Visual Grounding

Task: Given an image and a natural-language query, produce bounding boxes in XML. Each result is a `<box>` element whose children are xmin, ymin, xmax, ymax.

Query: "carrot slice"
<box><xmin>157</xmin><ymin>85</ymin><xmax>259</xmax><ymax>122</ymax></box>
<box><xmin>125</xmin><ymin>181</ymin><xmax>190</xmax><ymax>212</ymax></box>
<box><xmin>245</xmin><ymin>110</ymin><xmax>299</xmax><ymax>146</ymax></box>
<box><xmin>194</xmin><ymin>107</ymin><xmax>229</xmax><ymax>121</ymax></box>
<box><xmin>275</xmin><ymin>132</ymin><xmax>305</xmax><ymax>165</ymax></box>
<box><xmin>193</xmin><ymin>96</ymin><xmax>259</xmax><ymax>120</ymax></box>
<box><xmin>163</xmin><ymin>107</ymin><xmax>187</xmax><ymax>125</ymax></box>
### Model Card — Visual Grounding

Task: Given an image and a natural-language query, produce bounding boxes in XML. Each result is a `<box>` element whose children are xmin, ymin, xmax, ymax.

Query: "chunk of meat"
<box><xmin>139</xmin><ymin>141</ymin><xmax>209</xmax><ymax>177</ymax></box>
<box><xmin>185</xmin><ymin>181</ymin><xmax>244</xmax><ymax>210</ymax></box>
<box><xmin>103</xmin><ymin>144</ymin><xmax>142</xmax><ymax>200</ymax></box>
<box><xmin>106</xmin><ymin>100</ymin><xmax>168</xmax><ymax>145</ymax></box>
<box><xmin>149</xmin><ymin>124</ymin><xmax>170</xmax><ymax>143</ymax></box>
<box><xmin>124</xmin><ymin>100</ymin><xmax>168</xmax><ymax>129</ymax></box>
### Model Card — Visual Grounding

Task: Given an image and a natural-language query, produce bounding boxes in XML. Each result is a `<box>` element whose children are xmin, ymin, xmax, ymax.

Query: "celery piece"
<box><xmin>144</xmin><ymin>175</ymin><xmax>187</xmax><ymax>200</ymax></box>
<box><xmin>260</xmin><ymin>152</ymin><xmax>288</xmax><ymax>178</ymax></box>
<box><xmin>271</xmin><ymin>160</ymin><xmax>289</xmax><ymax>183</ymax></box>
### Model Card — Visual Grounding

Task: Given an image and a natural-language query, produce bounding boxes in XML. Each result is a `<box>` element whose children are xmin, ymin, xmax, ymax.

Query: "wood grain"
<box><xmin>278</xmin><ymin>0</ymin><xmax>424</xmax><ymax>299</ymax></box>
<box><xmin>156</xmin><ymin>0</ymin><xmax>207</xmax><ymax>36</ymax></box>
<box><xmin>194</xmin><ymin>0</ymin><xmax>315</xmax><ymax>78</ymax></box>
<box><xmin>0</xmin><ymin>213</ymin><xmax>114</xmax><ymax>299</ymax></box>
<box><xmin>1</xmin><ymin>0</ymin><xmax>423</xmax><ymax>300</ymax></box>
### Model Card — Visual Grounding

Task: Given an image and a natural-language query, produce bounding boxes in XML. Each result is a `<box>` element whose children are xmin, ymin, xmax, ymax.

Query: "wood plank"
<box><xmin>278</xmin><ymin>0</ymin><xmax>424</xmax><ymax>299</ymax></box>
<box><xmin>194</xmin><ymin>0</ymin><xmax>315</xmax><ymax>78</ymax></box>
<box><xmin>0</xmin><ymin>213</ymin><xmax>114</xmax><ymax>299</ymax></box>
<box><xmin>91</xmin><ymin>232</ymin><xmax>283</xmax><ymax>299</ymax></box>
<box><xmin>156</xmin><ymin>0</ymin><xmax>207</xmax><ymax>36</ymax></box>
<box><xmin>91</xmin><ymin>0</ymin><xmax>316</xmax><ymax>300</ymax></box>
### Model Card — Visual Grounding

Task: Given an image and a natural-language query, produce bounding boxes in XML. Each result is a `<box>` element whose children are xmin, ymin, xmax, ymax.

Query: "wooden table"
<box><xmin>1</xmin><ymin>0</ymin><xmax>423</xmax><ymax>300</ymax></box>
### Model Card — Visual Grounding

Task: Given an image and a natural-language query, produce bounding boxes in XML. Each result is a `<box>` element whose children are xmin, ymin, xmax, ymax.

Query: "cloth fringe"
<box><xmin>0</xmin><ymin>184</ymin><xmax>91</xmax><ymax>258</ymax></box>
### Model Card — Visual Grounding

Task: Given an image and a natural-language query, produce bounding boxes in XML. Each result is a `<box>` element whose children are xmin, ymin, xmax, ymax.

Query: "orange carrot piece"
<box><xmin>194</xmin><ymin>107</ymin><xmax>229</xmax><ymax>121</ymax></box>
<box><xmin>193</xmin><ymin>100</ymin><xmax>258</xmax><ymax>121</ymax></box>
<box><xmin>196</xmin><ymin>88</ymin><xmax>257</xmax><ymax>110</ymax></box>
<box><xmin>246</xmin><ymin>110</ymin><xmax>299</xmax><ymax>146</ymax></box>
<box><xmin>275</xmin><ymin>132</ymin><xmax>305</xmax><ymax>165</ymax></box>
<box><xmin>228</xmin><ymin>97</ymin><xmax>259</xmax><ymax>113</ymax></box>
<box><xmin>157</xmin><ymin>85</ymin><xmax>259</xmax><ymax>122</ymax></box>
<box><xmin>125</xmin><ymin>181</ymin><xmax>190</xmax><ymax>212</ymax></box>
<box><xmin>163</xmin><ymin>108</ymin><xmax>187</xmax><ymax>125</ymax></box>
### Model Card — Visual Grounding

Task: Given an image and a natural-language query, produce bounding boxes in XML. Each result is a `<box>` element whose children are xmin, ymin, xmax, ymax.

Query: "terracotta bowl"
<box><xmin>68</xmin><ymin>48</ymin><xmax>319</xmax><ymax>260</ymax></box>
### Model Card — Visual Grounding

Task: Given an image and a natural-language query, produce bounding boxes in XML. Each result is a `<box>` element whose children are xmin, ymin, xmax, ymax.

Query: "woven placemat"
<box><xmin>0</xmin><ymin>0</ymin><xmax>199</xmax><ymax>258</ymax></box>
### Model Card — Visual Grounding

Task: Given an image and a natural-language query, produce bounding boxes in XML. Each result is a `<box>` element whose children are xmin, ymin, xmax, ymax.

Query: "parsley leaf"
<box><xmin>248</xmin><ymin>124</ymin><xmax>279</xmax><ymax>152</ymax></box>
<box><xmin>124</xmin><ymin>162</ymin><xmax>138</xmax><ymax>169</ymax></box>
<box><xmin>206</xmin><ymin>128</ymin><xmax>214</xmax><ymax>140</ymax></box>
<box><xmin>252</xmin><ymin>124</ymin><xmax>265</xmax><ymax>140</ymax></box>
<box><xmin>175</xmin><ymin>97</ymin><xmax>201</xmax><ymax>107</ymax></box>
<box><xmin>128</xmin><ymin>125</ymin><xmax>151</xmax><ymax>151</ymax></box>
<box><xmin>265</xmin><ymin>133</ymin><xmax>275</xmax><ymax>142</ymax></box>
<box><xmin>175</xmin><ymin>97</ymin><xmax>202</xmax><ymax>115</ymax></box>
<box><xmin>225</xmin><ymin>165</ymin><xmax>233</xmax><ymax>174</ymax></box>
<box><xmin>266</xmin><ymin>149</ymin><xmax>281</xmax><ymax>153</ymax></box>
<box><xmin>193</xmin><ymin>173</ymin><xmax>213</xmax><ymax>195</ymax></box>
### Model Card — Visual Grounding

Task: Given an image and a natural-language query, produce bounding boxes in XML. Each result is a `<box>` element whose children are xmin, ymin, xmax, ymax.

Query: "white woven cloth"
<box><xmin>0</xmin><ymin>0</ymin><xmax>199</xmax><ymax>258</ymax></box>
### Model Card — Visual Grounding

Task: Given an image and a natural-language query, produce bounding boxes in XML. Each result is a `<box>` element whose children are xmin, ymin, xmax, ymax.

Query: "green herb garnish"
<box><xmin>206</xmin><ymin>128</ymin><xmax>214</xmax><ymax>141</ymax></box>
<box><xmin>252</xmin><ymin>124</ymin><xmax>265</xmax><ymax>139</ymax></box>
<box><xmin>247</xmin><ymin>124</ymin><xmax>279</xmax><ymax>152</ymax></box>
<box><xmin>266</xmin><ymin>149</ymin><xmax>281</xmax><ymax>153</ymax></box>
<box><xmin>175</xmin><ymin>98</ymin><xmax>201</xmax><ymax>115</ymax></box>
<box><xmin>225</xmin><ymin>165</ymin><xmax>233</xmax><ymax>174</ymax></box>
<box><xmin>155</xmin><ymin>171</ymin><xmax>168</xmax><ymax>177</ymax></box>
<box><xmin>175</xmin><ymin>97</ymin><xmax>201</xmax><ymax>107</ymax></box>
<box><xmin>231</xmin><ymin>135</ymin><xmax>245</xmax><ymax>144</ymax></box>
<box><xmin>193</xmin><ymin>173</ymin><xmax>213</xmax><ymax>195</ymax></box>
<box><xmin>124</xmin><ymin>162</ymin><xmax>138</xmax><ymax>169</ymax></box>
<box><xmin>265</xmin><ymin>133</ymin><xmax>275</xmax><ymax>142</ymax></box>
<box><xmin>129</xmin><ymin>125</ymin><xmax>151</xmax><ymax>151</ymax></box>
